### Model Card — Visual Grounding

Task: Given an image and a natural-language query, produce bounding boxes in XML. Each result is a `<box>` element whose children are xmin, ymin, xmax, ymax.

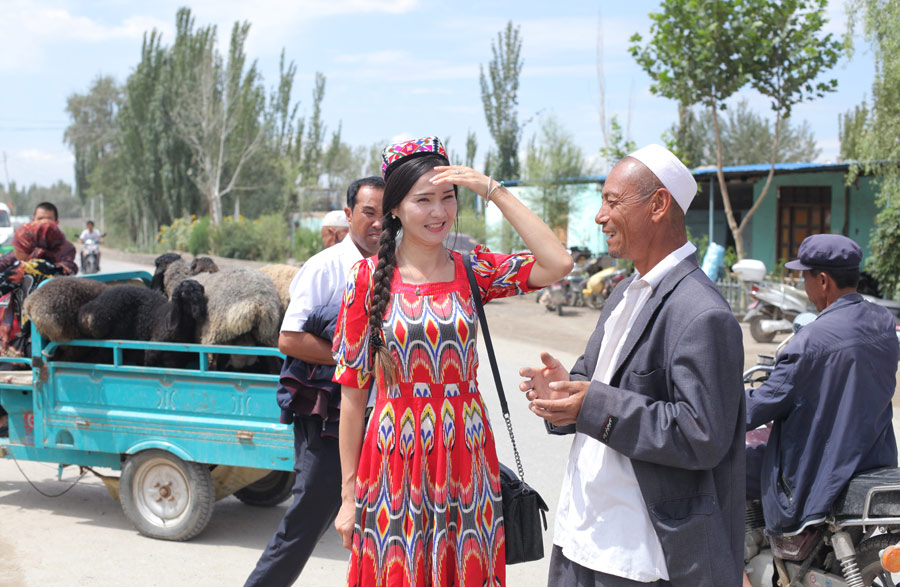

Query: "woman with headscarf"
<box><xmin>331</xmin><ymin>137</ymin><xmax>572</xmax><ymax>586</ymax></box>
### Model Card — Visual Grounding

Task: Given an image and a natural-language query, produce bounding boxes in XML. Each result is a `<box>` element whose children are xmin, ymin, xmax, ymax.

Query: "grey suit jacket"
<box><xmin>552</xmin><ymin>254</ymin><xmax>745</xmax><ymax>586</ymax></box>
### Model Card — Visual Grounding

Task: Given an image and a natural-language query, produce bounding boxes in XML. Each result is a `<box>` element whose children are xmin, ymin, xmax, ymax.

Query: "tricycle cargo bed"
<box><xmin>2</xmin><ymin>337</ymin><xmax>293</xmax><ymax>473</ymax></box>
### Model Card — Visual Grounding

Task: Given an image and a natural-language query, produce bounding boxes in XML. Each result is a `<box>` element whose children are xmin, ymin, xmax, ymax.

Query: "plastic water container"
<box><xmin>732</xmin><ymin>259</ymin><xmax>767</xmax><ymax>282</ymax></box>
<box><xmin>701</xmin><ymin>242</ymin><xmax>725</xmax><ymax>281</ymax></box>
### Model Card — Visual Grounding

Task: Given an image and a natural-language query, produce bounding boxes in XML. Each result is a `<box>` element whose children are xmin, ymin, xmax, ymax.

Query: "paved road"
<box><xmin>1</xmin><ymin>289</ymin><xmax>898</xmax><ymax>586</ymax></box>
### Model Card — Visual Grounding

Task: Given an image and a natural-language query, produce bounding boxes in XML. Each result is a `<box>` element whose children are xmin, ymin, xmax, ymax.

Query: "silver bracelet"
<box><xmin>486</xmin><ymin>177</ymin><xmax>504</xmax><ymax>203</ymax></box>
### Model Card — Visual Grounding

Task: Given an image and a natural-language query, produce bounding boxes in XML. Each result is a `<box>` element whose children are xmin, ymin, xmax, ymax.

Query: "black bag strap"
<box><xmin>464</xmin><ymin>256</ymin><xmax>527</xmax><ymax>483</ymax></box>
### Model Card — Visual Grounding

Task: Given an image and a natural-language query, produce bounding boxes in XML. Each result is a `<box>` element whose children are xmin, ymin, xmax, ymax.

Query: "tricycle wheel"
<box><xmin>120</xmin><ymin>449</ymin><xmax>215</xmax><ymax>541</ymax></box>
<box><xmin>234</xmin><ymin>471</ymin><xmax>296</xmax><ymax>507</ymax></box>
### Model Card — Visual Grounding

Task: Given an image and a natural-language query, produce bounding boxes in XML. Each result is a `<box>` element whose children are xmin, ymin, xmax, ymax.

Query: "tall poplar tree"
<box><xmin>480</xmin><ymin>21</ymin><xmax>523</xmax><ymax>182</ymax></box>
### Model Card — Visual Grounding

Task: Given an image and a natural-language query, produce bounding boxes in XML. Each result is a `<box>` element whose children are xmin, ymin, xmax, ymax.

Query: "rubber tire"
<box><xmin>749</xmin><ymin>316</ymin><xmax>777</xmax><ymax>343</ymax></box>
<box><xmin>857</xmin><ymin>534</ymin><xmax>900</xmax><ymax>586</ymax></box>
<box><xmin>557</xmin><ymin>302</ymin><xmax>564</xmax><ymax>316</ymax></box>
<box><xmin>234</xmin><ymin>471</ymin><xmax>296</xmax><ymax>507</ymax></box>
<box><xmin>120</xmin><ymin>449</ymin><xmax>215</xmax><ymax>541</ymax></box>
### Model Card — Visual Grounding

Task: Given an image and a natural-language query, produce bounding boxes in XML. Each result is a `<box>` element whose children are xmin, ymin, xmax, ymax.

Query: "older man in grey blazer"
<box><xmin>520</xmin><ymin>145</ymin><xmax>745</xmax><ymax>586</ymax></box>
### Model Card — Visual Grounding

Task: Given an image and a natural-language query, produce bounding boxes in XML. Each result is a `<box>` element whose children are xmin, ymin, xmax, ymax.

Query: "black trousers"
<box><xmin>549</xmin><ymin>545</ymin><xmax>671</xmax><ymax>587</ymax></box>
<box><xmin>244</xmin><ymin>417</ymin><xmax>342</xmax><ymax>587</ymax></box>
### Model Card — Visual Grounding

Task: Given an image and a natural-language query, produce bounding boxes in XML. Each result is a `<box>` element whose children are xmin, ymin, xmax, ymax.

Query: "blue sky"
<box><xmin>0</xmin><ymin>0</ymin><xmax>872</xmax><ymax>189</ymax></box>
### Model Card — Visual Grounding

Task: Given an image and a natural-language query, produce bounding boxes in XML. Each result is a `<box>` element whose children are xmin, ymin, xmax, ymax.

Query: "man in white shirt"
<box><xmin>79</xmin><ymin>220</ymin><xmax>102</xmax><ymax>244</ymax></box>
<box><xmin>245</xmin><ymin>176</ymin><xmax>384</xmax><ymax>587</ymax></box>
<box><xmin>520</xmin><ymin>145</ymin><xmax>745</xmax><ymax>586</ymax></box>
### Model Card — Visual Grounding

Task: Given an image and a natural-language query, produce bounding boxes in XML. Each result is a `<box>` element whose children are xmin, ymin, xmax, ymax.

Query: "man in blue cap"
<box><xmin>745</xmin><ymin>234</ymin><xmax>899</xmax><ymax>539</ymax></box>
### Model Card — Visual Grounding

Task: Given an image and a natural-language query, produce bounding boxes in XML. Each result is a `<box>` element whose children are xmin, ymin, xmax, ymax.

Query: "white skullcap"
<box><xmin>322</xmin><ymin>210</ymin><xmax>349</xmax><ymax>228</ymax></box>
<box><xmin>627</xmin><ymin>144</ymin><xmax>697</xmax><ymax>212</ymax></box>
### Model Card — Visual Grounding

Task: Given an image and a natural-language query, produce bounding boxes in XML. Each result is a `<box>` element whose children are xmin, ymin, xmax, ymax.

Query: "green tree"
<box><xmin>838</xmin><ymin>101</ymin><xmax>869</xmax><ymax>162</ymax></box>
<box><xmin>663</xmin><ymin>103</ymin><xmax>707</xmax><ymax>168</ymax></box>
<box><xmin>64</xmin><ymin>75</ymin><xmax>121</xmax><ymax>205</ymax></box>
<box><xmin>697</xmin><ymin>99</ymin><xmax>821</xmax><ymax>165</ymax></box>
<box><xmin>632</xmin><ymin>0</ymin><xmax>842</xmax><ymax>259</ymax></box>
<box><xmin>480</xmin><ymin>21</ymin><xmax>523</xmax><ymax>182</ymax></box>
<box><xmin>598</xmin><ymin>115</ymin><xmax>636</xmax><ymax>171</ymax></box>
<box><xmin>113</xmin><ymin>28</ymin><xmax>199</xmax><ymax>246</ymax></box>
<box><xmin>524</xmin><ymin>115</ymin><xmax>588</xmax><ymax>235</ymax></box>
<box><xmin>169</xmin><ymin>9</ymin><xmax>265</xmax><ymax>226</ymax></box>
<box><xmin>846</xmin><ymin>0</ymin><xmax>900</xmax><ymax>298</ymax></box>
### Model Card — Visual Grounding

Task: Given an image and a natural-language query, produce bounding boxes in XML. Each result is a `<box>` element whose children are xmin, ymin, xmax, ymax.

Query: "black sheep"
<box><xmin>145</xmin><ymin>280</ymin><xmax>208</xmax><ymax>368</ymax></box>
<box><xmin>77</xmin><ymin>280</ymin><xmax>207</xmax><ymax>367</ymax></box>
<box><xmin>78</xmin><ymin>286</ymin><xmax>168</xmax><ymax>365</ymax></box>
<box><xmin>150</xmin><ymin>253</ymin><xmax>184</xmax><ymax>292</ymax></box>
<box><xmin>190</xmin><ymin>257</ymin><xmax>219</xmax><ymax>275</ymax></box>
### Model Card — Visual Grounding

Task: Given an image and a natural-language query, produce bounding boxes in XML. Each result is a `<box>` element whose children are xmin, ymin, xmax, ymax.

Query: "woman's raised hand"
<box><xmin>431</xmin><ymin>165</ymin><xmax>495</xmax><ymax>199</ymax></box>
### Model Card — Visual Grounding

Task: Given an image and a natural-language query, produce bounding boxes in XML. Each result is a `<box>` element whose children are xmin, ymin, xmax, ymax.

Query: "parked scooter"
<box><xmin>80</xmin><ymin>234</ymin><xmax>105</xmax><ymax>274</ymax></box>
<box><xmin>581</xmin><ymin>266</ymin><xmax>628</xmax><ymax>310</ymax></box>
<box><xmin>733</xmin><ymin>259</ymin><xmax>815</xmax><ymax>343</ymax></box>
<box><xmin>743</xmin><ymin>314</ymin><xmax>900</xmax><ymax>586</ymax></box>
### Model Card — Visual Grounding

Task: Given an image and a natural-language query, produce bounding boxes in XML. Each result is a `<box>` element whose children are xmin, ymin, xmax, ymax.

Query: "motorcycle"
<box><xmin>80</xmin><ymin>234</ymin><xmax>104</xmax><ymax>274</ymax></box>
<box><xmin>582</xmin><ymin>266</ymin><xmax>628</xmax><ymax>311</ymax></box>
<box><xmin>733</xmin><ymin>259</ymin><xmax>815</xmax><ymax>343</ymax></box>
<box><xmin>743</xmin><ymin>315</ymin><xmax>900</xmax><ymax>587</ymax></box>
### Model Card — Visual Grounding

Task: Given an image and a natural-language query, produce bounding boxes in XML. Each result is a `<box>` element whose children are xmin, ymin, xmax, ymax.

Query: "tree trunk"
<box><xmin>738</xmin><ymin>115</ymin><xmax>783</xmax><ymax>242</ymax></box>
<box><xmin>711</xmin><ymin>103</ymin><xmax>745</xmax><ymax>260</ymax></box>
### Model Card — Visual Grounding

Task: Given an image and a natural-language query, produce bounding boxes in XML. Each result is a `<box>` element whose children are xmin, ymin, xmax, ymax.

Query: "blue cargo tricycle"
<box><xmin>0</xmin><ymin>271</ymin><xmax>294</xmax><ymax>541</ymax></box>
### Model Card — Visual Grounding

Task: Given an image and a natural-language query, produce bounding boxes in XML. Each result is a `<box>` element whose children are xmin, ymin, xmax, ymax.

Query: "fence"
<box><xmin>715</xmin><ymin>274</ymin><xmax>804</xmax><ymax>317</ymax></box>
<box><xmin>716</xmin><ymin>275</ymin><xmax>750</xmax><ymax>316</ymax></box>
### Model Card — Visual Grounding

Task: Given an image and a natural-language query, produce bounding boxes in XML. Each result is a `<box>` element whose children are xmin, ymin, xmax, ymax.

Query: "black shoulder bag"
<box><xmin>463</xmin><ymin>258</ymin><xmax>549</xmax><ymax>564</ymax></box>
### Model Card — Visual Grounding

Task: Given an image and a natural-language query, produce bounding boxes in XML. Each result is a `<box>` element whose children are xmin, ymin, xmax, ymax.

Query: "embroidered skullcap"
<box><xmin>321</xmin><ymin>210</ymin><xmax>349</xmax><ymax>228</ymax></box>
<box><xmin>627</xmin><ymin>144</ymin><xmax>698</xmax><ymax>212</ymax></box>
<box><xmin>381</xmin><ymin>136</ymin><xmax>448</xmax><ymax>181</ymax></box>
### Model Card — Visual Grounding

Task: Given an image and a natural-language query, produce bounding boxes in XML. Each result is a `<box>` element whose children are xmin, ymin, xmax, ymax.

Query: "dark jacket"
<box><xmin>276</xmin><ymin>303</ymin><xmax>341</xmax><ymax>436</ymax></box>
<box><xmin>747</xmin><ymin>293</ymin><xmax>899</xmax><ymax>535</ymax></box>
<box><xmin>551</xmin><ymin>255</ymin><xmax>746</xmax><ymax>586</ymax></box>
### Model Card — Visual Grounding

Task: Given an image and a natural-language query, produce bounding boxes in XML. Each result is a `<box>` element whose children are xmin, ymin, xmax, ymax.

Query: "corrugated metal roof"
<box><xmin>503</xmin><ymin>161</ymin><xmax>855</xmax><ymax>186</ymax></box>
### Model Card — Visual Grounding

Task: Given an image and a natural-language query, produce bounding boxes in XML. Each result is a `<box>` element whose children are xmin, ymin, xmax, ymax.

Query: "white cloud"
<box><xmin>183</xmin><ymin>0</ymin><xmax>419</xmax><ymax>57</ymax></box>
<box><xmin>4</xmin><ymin>148</ymin><xmax>74</xmax><ymax>187</ymax></box>
<box><xmin>0</xmin><ymin>1</ymin><xmax>171</xmax><ymax>72</ymax></box>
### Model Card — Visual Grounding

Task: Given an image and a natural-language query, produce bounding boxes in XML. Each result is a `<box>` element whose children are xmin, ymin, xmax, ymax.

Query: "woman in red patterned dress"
<box><xmin>333</xmin><ymin>137</ymin><xmax>572</xmax><ymax>587</ymax></box>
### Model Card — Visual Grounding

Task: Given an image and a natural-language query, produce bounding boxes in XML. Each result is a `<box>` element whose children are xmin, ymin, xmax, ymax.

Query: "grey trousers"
<box><xmin>548</xmin><ymin>545</ymin><xmax>672</xmax><ymax>587</ymax></box>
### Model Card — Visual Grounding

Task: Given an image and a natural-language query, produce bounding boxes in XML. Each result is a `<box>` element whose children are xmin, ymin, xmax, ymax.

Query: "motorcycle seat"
<box><xmin>832</xmin><ymin>467</ymin><xmax>900</xmax><ymax>520</ymax></box>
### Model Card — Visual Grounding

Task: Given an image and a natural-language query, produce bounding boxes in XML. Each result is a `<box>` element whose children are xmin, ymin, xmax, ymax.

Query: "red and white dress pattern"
<box><xmin>333</xmin><ymin>246</ymin><xmax>536</xmax><ymax>587</ymax></box>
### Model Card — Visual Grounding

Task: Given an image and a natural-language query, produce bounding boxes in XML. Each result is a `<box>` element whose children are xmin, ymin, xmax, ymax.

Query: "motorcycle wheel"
<box><xmin>748</xmin><ymin>316</ymin><xmax>777</xmax><ymax>344</ymax></box>
<box><xmin>557</xmin><ymin>302</ymin><xmax>564</xmax><ymax>316</ymax></box>
<box><xmin>857</xmin><ymin>534</ymin><xmax>900</xmax><ymax>586</ymax></box>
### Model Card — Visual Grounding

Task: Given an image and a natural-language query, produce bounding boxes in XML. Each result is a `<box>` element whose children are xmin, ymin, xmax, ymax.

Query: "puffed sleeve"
<box><xmin>332</xmin><ymin>258</ymin><xmax>375</xmax><ymax>389</ymax></box>
<box><xmin>470</xmin><ymin>244</ymin><xmax>539</xmax><ymax>303</ymax></box>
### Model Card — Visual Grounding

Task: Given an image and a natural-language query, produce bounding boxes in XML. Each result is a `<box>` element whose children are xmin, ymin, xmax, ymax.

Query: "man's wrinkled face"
<box><xmin>346</xmin><ymin>186</ymin><xmax>384</xmax><ymax>257</ymax></box>
<box><xmin>596</xmin><ymin>165</ymin><xmax>653</xmax><ymax>261</ymax></box>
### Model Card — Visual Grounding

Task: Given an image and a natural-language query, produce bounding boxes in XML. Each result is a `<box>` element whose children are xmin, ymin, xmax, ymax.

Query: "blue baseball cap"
<box><xmin>784</xmin><ymin>234</ymin><xmax>862</xmax><ymax>271</ymax></box>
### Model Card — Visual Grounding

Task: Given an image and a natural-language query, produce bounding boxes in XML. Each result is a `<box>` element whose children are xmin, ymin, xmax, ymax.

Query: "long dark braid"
<box><xmin>369</xmin><ymin>213</ymin><xmax>400</xmax><ymax>387</ymax></box>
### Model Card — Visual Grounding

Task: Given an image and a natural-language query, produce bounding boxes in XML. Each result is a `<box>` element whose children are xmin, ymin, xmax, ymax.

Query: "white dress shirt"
<box><xmin>554</xmin><ymin>242</ymin><xmax>696</xmax><ymax>582</ymax></box>
<box><xmin>281</xmin><ymin>234</ymin><xmax>363</xmax><ymax>333</ymax></box>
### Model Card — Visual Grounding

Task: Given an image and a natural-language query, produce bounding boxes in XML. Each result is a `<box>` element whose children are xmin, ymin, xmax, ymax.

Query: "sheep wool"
<box><xmin>23</xmin><ymin>277</ymin><xmax>110</xmax><ymax>341</ymax></box>
<box><xmin>259</xmin><ymin>263</ymin><xmax>300</xmax><ymax>314</ymax></box>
